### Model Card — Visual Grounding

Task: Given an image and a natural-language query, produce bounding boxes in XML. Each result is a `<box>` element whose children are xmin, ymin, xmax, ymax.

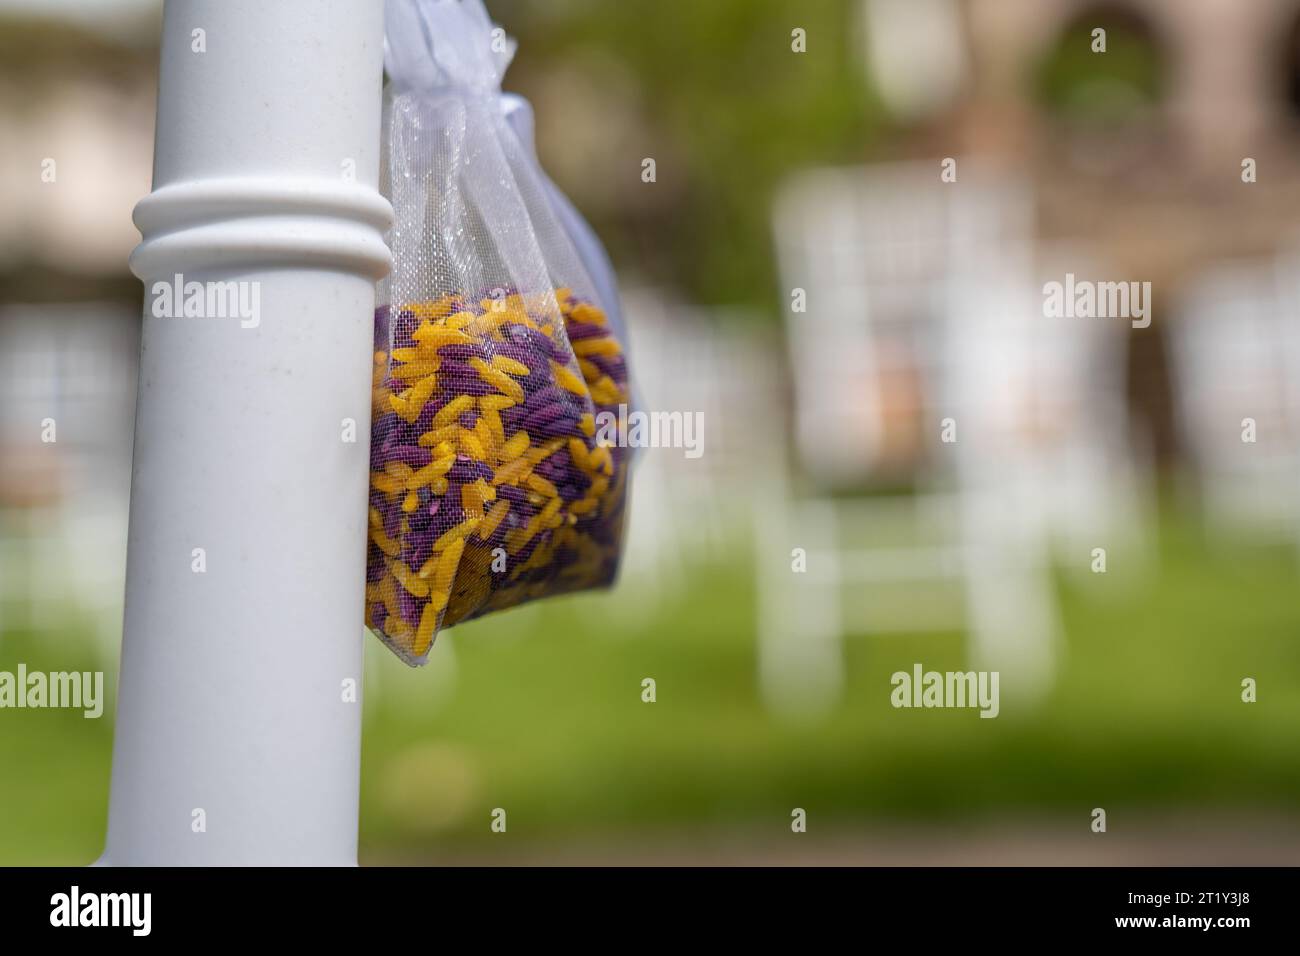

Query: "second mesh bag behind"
<box><xmin>367</xmin><ymin>0</ymin><xmax>631</xmax><ymax>664</ymax></box>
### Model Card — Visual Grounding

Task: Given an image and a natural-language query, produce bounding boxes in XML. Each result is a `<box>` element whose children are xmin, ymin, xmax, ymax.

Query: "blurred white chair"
<box><xmin>1170</xmin><ymin>258</ymin><xmax>1300</xmax><ymax>549</ymax></box>
<box><xmin>0</xmin><ymin>304</ymin><xmax>136</xmax><ymax>662</ymax></box>
<box><xmin>618</xmin><ymin>291</ymin><xmax>782</xmax><ymax>617</ymax></box>
<box><xmin>762</xmin><ymin>161</ymin><xmax>1147</xmax><ymax>716</ymax></box>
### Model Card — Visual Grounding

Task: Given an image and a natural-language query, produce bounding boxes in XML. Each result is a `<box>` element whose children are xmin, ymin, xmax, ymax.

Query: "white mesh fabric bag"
<box><xmin>366</xmin><ymin>0</ymin><xmax>632</xmax><ymax>664</ymax></box>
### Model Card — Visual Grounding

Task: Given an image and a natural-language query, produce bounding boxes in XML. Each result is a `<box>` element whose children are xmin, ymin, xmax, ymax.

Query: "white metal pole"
<box><xmin>100</xmin><ymin>0</ymin><xmax>391</xmax><ymax>866</ymax></box>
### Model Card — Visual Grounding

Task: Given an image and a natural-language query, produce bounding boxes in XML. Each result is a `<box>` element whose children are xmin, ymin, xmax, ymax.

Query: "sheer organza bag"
<box><xmin>366</xmin><ymin>0</ymin><xmax>632</xmax><ymax>664</ymax></box>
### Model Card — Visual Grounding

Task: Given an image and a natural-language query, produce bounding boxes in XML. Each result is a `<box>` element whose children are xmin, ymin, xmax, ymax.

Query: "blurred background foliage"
<box><xmin>1035</xmin><ymin>5</ymin><xmax>1166</xmax><ymax>124</ymax></box>
<box><xmin>495</xmin><ymin>0</ymin><xmax>883</xmax><ymax>312</ymax></box>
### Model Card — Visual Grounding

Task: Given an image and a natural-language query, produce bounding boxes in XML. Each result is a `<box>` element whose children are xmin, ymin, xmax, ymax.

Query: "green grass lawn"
<box><xmin>2</xmin><ymin>507</ymin><xmax>1297</xmax><ymax>864</ymax></box>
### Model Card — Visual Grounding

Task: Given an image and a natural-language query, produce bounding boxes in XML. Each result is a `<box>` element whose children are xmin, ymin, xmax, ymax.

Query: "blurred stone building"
<box><xmin>863</xmin><ymin>0</ymin><xmax>1300</xmax><ymax>465</ymax></box>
